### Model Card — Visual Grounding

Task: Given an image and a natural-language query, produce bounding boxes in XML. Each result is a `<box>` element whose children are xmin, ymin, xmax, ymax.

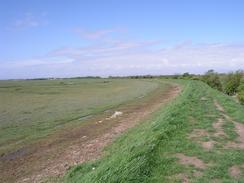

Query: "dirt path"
<box><xmin>213</xmin><ymin>99</ymin><xmax>244</xmax><ymax>149</ymax></box>
<box><xmin>1</xmin><ymin>83</ymin><xmax>181</xmax><ymax>183</ymax></box>
<box><xmin>188</xmin><ymin>99</ymin><xmax>244</xmax><ymax>152</ymax></box>
<box><xmin>213</xmin><ymin>100</ymin><xmax>244</xmax><ymax>179</ymax></box>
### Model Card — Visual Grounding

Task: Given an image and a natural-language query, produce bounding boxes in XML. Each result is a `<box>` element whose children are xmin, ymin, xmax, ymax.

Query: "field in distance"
<box><xmin>0</xmin><ymin>78</ymin><xmax>158</xmax><ymax>156</ymax></box>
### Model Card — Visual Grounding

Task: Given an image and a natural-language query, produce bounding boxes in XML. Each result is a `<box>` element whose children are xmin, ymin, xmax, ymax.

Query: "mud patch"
<box><xmin>176</xmin><ymin>153</ymin><xmax>206</xmax><ymax>169</ymax></box>
<box><xmin>79</xmin><ymin>114</ymin><xmax>92</xmax><ymax>121</ymax></box>
<box><xmin>0</xmin><ymin>147</ymin><xmax>29</xmax><ymax>161</ymax></box>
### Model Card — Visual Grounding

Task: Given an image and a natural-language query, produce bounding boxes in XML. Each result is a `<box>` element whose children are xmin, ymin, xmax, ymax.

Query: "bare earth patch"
<box><xmin>188</xmin><ymin>129</ymin><xmax>209</xmax><ymax>139</ymax></box>
<box><xmin>188</xmin><ymin>129</ymin><xmax>215</xmax><ymax>150</ymax></box>
<box><xmin>201</xmin><ymin>141</ymin><xmax>215</xmax><ymax>150</ymax></box>
<box><xmin>190</xmin><ymin>118</ymin><xmax>228</xmax><ymax>150</ymax></box>
<box><xmin>229</xmin><ymin>165</ymin><xmax>241</xmax><ymax>178</ymax></box>
<box><xmin>200</xmin><ymin>97</ymin><xmax>208</xmax><ymax>101</ymax></box>
<box><xmin>2</xmin><ymin>84</ymin><xmax>181</xmax><ymax>183</ymax></box>
<box><xmin>188</xmin><ymin>101</ymin><xmax>230</xmax><ymax>151</ymax></box>
<box><xmin>233</xmin><ymin>122</ymin><xmax>244</xmax><ymax>148</ymax></box>
<box><xmin>193</xmin><ymin>170</ymin><xmax>203</xmax><ymax>177</ymax></box>
<box><xmin>226</xmin><ymin>122</ymin><xmax>244</xmax><ymax>149</ymax></box>
<box><xmin>176</xmin><ymin>173</ymin><xmax>190</xmax><ymax>183</ymax></box>
<box><xmin>213</xmin><ymin>118</ymin><xmax>226</xmax><ymax>137</ymax></box>
<box><xmin>176</xmin><ymin>153</ymin><xmax>206</xmax><ymax>169</ymax></box>
<box><xmin>213</xmin><ymin>100</ymin><xmax>225</xmax><ymax>113</ymax></box>
<box><xmin>211</xmin><ymin>179</ymin><xmax>222</xmax><ymax>183</ymax></box>
<box><xmin>167</xmin><ymin>173</ymin><xmax>190</xmax><ymax>183</ymax></box>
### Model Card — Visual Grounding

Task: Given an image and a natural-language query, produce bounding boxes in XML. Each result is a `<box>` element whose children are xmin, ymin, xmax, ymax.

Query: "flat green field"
<box><xmin>0</xmin><ymin>79</ymin><xmax>158</xmax><ymax>155</ymax></box>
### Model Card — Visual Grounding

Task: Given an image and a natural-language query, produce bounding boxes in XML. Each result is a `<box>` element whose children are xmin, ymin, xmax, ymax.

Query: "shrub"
<box><xmin>238</xmin><ymin>79</ymin><xmax>244</xmax><ymax>104</ymax></box>
<box><xmin>238</xmin><ymin>91</ymin><xmax>244</xmax><ymax>104</ymax></box>
<box><xmin>202</xmin><ymin>70</ymin><xmax>222</xmax><ymax>91</ymax></box>
<box><xmin>224</xmin><ymin>71</ymin><xmax>242</xmax><ymax>95</ymax></box>
<box><xmin>192</xmin><ymin>76</ymin><xmax>201</xmax><ymax>80</ymax></box>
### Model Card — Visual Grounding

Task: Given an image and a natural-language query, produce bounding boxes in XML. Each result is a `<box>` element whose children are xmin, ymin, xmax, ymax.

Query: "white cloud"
<box><xmin>49</xmin><ymin>40</ymin><xmax>158</xmax><ymax>59</ymax></box>
<box><xmin>48</xmin><ymin>41</ymin><xmax>244</xmax><ymax>72</ymax></box>
<box><xmin>10</xmin><ymin>12</ymin><xmax>47</xmax><ymax>30</ymax></box>
<box><xmin>73</xmin><ymin>27</ymin><xmax>126</xmax><ymax>40</ymax></box>
<box><xmin>1</xmin><ymin>39</ymin><xmax>244</xmax><ymax>79</ymax></box>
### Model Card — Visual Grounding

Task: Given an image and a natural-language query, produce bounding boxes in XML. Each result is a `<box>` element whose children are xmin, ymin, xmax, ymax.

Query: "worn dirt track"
<box><xmin>0</xmin><ymin>83</ymin><xmax>181</xmax><ymax>183</ymax></box>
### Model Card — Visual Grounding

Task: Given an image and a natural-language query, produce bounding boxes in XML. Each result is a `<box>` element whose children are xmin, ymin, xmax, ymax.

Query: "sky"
<box><xmin>1</xmin><ymin>0</ymin><xmax>244</xmax><ymax>79</ymax></box>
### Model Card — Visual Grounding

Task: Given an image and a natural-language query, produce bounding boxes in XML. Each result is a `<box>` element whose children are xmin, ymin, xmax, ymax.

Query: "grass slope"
<box><xmin>64</xmin><ymin>80</ymin><xmax>244</xmax><ymax>183</ymax></box>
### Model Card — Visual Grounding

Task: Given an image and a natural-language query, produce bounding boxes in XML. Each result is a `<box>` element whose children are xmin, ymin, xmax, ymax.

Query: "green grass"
<box><xmin>64</xmin><ymin>80</ymin><xmax>244</xmax><ymax>183</ymax></box>
<box><xmin>0</xmin><ymin>78</ymin><xmax>159</xmax><ymax>155</ymax></box>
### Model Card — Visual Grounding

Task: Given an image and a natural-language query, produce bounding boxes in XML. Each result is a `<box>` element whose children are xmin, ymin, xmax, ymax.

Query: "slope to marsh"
<box><xmin>65</xmin><ymin>80</ymin><xmax>244</xmax><ymax>183</ymax></box>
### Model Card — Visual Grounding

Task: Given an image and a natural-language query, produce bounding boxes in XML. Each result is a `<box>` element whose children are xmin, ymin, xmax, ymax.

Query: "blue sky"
<box><xmin>1</xmin><ymin>0</ymin><xmax>244</xmax><ymax>79</ymax></box>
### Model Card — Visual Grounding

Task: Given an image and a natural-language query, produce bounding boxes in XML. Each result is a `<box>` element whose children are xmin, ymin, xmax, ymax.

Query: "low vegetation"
<box><xmin>202</xmin><ymin>70</ymin><xmax>222</xmax><ymax>91</ymax></box>
<box><xmin>238</xmin><ymin>79</ymin><xmax>244</xmax><ymax>104</ymax></box>
<box><xmin>223</xmin><ymin>71</ymin><xmax>242</xmax><ymax>95</ymax></box>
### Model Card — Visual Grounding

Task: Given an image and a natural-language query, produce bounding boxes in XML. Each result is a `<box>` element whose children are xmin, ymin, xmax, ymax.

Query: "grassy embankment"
<box><xmin>0</xmin><ymin>79</ymin><xmax>158</xmax><ymax>156</ymax></box>
<box><xmin>65</xmin><ymin>80</ymin><xmax>244</xmax><ymax>183</ymax></box>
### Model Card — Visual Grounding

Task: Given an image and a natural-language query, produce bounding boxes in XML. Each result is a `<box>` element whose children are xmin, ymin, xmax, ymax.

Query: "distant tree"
<box><xmin>202</xmin><ymin>70</ymin><xmax>222</xmax><ymax>91</ymax></box>
<box><xmin>206</xmin><ymin>69</ymin><xmax>215</xmax><ymax>74</ymax></box>
<box><xmin>223</xmin><ymin>71</ymin><xmax>243</xmax><ymax>95</ymax></box>
<box><xmin>182</xmin><ymin>72</ymin><xmax>190</xmax><ymax>77</ymax></box>
<box><xmin>181</xmin><ymin>72</ymin><xmax>194</xmax><ymax>79</ymax></box>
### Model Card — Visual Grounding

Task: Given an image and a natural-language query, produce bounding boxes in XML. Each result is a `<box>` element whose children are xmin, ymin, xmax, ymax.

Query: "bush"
<box><xmin>238</xmin><ymin>91</ymin><xmax>244</xmax><ymax>104</ymax></box>
<box><xmin>238</xmin><ymin>79</ymin><xmax>244</xmax><ymax>91</ymax></box>
<box><xmin>224</xmin><ymin>71</ymin><xmax>242</xmax><ymax>95</ymax></box>
<box><xmin>192</xmin><ymin>76</ymin><xmax>201</xmax><ymax>80</ymax></box>
<box><xmin>238</xmin><ymin>79</ymin><xmax>244</xmax><ymax>104</ymax></box>
<box><xmin>202</xmin><ymin>70</ymin><xmax>222</xmax><ymax>91</ymax></box>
